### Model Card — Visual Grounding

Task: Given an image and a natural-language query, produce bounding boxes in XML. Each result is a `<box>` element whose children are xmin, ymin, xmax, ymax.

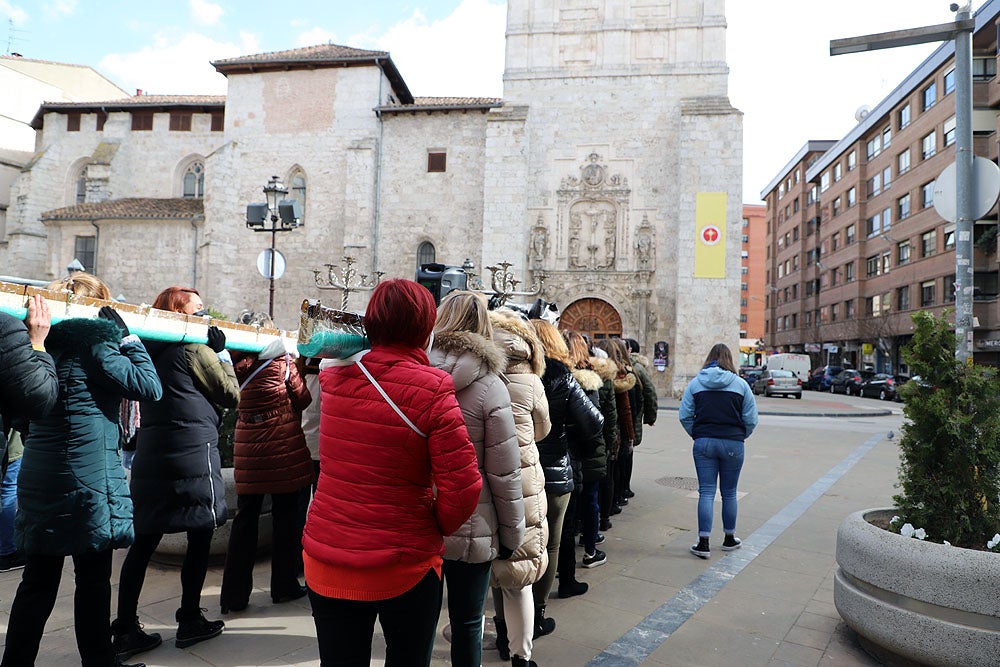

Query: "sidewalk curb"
<box><xmin>657</xmin><ymin>405</ymin><xmax>896</xmax><ymax>418</ymax></box>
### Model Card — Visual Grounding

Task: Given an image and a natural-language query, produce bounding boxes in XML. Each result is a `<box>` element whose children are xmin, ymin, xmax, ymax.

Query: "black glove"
<box><xmin>206</xmin><ymin>325</ymin><xmax>227</xmax><ymax>353</ymax></box>
<box><xmin>98</xmin><ymin>306</ymin><xmax>129</xmax><ymax>338</ymax></box>
<box><xmin>496</xmin><ymin>544</ymin><xmax>514</xmax><ymax>561</ymax></box>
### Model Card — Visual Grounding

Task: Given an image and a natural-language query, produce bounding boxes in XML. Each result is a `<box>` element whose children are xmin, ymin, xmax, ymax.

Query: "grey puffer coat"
<box><xmin>429</xmin><ymin>330</ymin><xmax>525</xmax><ymax>563</ymax></box>
<box><xmin>489</xmin><ymin>310</ymin><xmax>551</xmax><ymax>589</ymax></box>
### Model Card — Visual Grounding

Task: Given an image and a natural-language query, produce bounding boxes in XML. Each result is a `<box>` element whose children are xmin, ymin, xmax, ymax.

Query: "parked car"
<box><xmin>858</xmin><ymin>373</ymin><xmax>905</xmax><ymax>401</ymax></box>
<box><xmin>830</xmin><ymin>369</ymin><xmax>874</xmax><ymax>395</ymax></box>
<box><xmin>807</xmin><ymin>365</ymin><xmax>843</xmax><ymax>391</ymax></box>
<box><xmin>752</xmin><ymin>369</ymin><xmax>802</xmax><ymax>399</ymax></box>
<box><xmin>739</xmin><ymin>366</ymin><xmax>763</xmax><ymax>386</ymax></box>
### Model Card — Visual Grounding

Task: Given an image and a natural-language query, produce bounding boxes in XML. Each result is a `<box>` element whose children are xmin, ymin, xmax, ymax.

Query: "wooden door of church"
<box><xmin>559</xmin><ymin>298</ymin><xmax>622</xmax><ymax>340</ymax></box>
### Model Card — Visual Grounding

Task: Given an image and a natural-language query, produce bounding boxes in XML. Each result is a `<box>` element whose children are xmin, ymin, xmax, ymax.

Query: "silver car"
<box><xmin>752</xmin><ymin>369</ymin><xmax>803</xmax><ymax>399</ymax></box>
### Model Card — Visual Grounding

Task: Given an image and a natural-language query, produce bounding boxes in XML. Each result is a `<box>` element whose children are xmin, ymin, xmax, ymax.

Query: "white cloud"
<box><xmin>189</xmin><ymin>0</ymin><xmax>223</xmax><ymax>26</ymax></box>
<box><xmin>0</xmin><ymin>1</ymin><xmax>28</xmax><ymax>26</ymax></box>
<box><xmin>727</xmin><ymin>0</ymin><xmax>957</xmax><ymax>202</ymax></box>
<box><xmin>362</xmin><ymin>0</ymin><xmax>506</xmax><ymax>98</ymax></box>
<box><xmin>296</xmin><ymin>26</ymin><xmax>337</xmax><ymax>47</ymax></box>
<box><xmin>99</xmin><ymin>33</ymin><xmax>255</xmax><ymax>95</ymax></box>
<box><xmin>42</xmin><ymin>0</ymin><xmax>75</xmax><ymax>20</ymax></box>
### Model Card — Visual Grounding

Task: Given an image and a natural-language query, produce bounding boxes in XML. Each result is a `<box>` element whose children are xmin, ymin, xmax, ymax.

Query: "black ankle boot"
<box><xmin>512</xmin><ymin>656</ymin><xmax>539</xmax><ymax>667</ymax></box>
<box><xmin>533</xmin><ymin>605</ymin><xmax>555</xmax><ymax>639</ymax></box>
<box><xmin>494</xmin><ymin>616</ymin><xmax>510</xmax><ymax>660</ymax></box>
<box><xmin>175</xmin><ymin>608</ymin><xmax>224</xmax><ymax>648</ymax></box>
<box><xmin>111</xmin><ymin>616</ymin><xmax>162</xmax><ymax>660</ymax></box>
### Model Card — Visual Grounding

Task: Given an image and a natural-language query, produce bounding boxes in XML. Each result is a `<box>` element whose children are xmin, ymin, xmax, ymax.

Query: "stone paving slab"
<box><xmin>0</xmin><ymin>393</ymin><xmax>897</xmax><ymax>666</ymax></box>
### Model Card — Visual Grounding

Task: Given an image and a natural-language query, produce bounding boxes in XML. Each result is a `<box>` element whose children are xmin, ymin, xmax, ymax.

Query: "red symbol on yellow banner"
<box><xmin>701</xmin><ymin>225</ymin><xmax>721</xmax><ymax>246</ymax></box>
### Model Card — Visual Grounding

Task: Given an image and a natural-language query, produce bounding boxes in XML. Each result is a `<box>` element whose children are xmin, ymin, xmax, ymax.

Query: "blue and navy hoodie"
<box><xmin>678</xmin><ymin>362</ymin><xmax>758</xmax><ymax>441</ymax></box>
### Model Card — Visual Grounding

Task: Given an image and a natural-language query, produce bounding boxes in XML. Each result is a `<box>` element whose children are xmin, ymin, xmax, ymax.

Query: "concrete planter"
<box><xmin>834</xmin><ymin>508</ymin><xmax>1000</xmax><ymax>667</ymax></box>
<box><xmin>152</xmin><ymin>467</ymin><xmax>272</xmax><ymax>564</ymax></box>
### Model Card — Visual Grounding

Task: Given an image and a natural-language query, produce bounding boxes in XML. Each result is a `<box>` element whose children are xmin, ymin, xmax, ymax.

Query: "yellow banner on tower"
<box><xmin>694</xmin><ymin>192</ymin><xmax>727</xmax><ymax>278</ymax></box>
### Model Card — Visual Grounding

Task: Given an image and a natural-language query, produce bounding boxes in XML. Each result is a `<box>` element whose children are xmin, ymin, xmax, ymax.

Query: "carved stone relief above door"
<box><xmin>554</xmin><ymin>153</ymin><xmax>630</xmax><ymax>272</ymax></box>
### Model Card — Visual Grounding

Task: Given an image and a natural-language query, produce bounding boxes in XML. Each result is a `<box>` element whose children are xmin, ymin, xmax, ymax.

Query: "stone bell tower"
<box><xmin>481</xmin><ymin>0</ymin><xmax>743</xmax><ymax>394</ymax></box>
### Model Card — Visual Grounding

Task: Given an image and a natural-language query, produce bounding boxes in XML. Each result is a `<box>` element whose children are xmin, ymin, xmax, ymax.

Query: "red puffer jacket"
<box><xmin>303</xmin><ymin>345</ymin><xmax>482</xmax><ymax>570</ymax></box>
<box><xmin>232</xmin><ymin>341</ymin><xmax>314</xmax><ymax>496</ymax></box>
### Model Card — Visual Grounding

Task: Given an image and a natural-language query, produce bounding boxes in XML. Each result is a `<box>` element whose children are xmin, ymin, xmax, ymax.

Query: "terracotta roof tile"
<box><xmin>39</xmin><ymin>95</ymin><xmax>226</xmax><ymax>109</ymax></box>
<box><xmin>410</xmin><ymin>97</ymin><xmax>502</xmax><ymax>106</ymax></box>
<box><xmin>42</xmin><ymin>198</ymin><xmax>204</xmax><ymax>221</ymax></box>
<box><xmin>212</xmin><ymin>44</ymin><xmax>387</xmax><ymax>68</ymax></box>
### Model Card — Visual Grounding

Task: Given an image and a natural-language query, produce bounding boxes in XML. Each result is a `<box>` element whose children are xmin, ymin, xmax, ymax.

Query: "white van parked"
<box><xmin>763</xmin><ymin>353</ymin><xmax>811</xmax><ymax>384</ymax></box>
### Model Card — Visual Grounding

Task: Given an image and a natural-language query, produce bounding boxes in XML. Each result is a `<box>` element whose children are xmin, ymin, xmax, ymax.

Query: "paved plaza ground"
<box><xmin>0</xmin><ymin>390</ymin><xmax>903</xmax><ymax>666</ymax></box>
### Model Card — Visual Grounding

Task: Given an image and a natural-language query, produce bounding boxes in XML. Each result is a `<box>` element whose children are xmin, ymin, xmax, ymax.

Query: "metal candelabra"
<box><xmin>468</xmin><ymin>260</ymin><xmax>545</xmax><ymax>307</ymax></box>
<box><xmin>313</xmin><ymin>256</ymin><xmax>384</xmax><ymax>310</ymax></box>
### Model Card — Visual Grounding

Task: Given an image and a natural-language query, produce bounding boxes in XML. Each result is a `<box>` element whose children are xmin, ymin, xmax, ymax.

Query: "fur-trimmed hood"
<box><xmin>571</xmin><ymin>367</ymin><xmax>602</xmax><ymax>392</ymax></box>
<box><xmin>46</xmin><ymin>317</ymin><xmax>121</xmax><ymax>353</ymax></box>
<box><xmin>631</xmin><ymin>352</ymin><xmax>651</xmax><ymax>368</ymax></box>
<box><xmin>429</xmin><ymin>329</ymin><xmax>506</xmax><ymax>392</ymax></box>
<box><xmin>590</xmin><ymin>356</ymin><xmax>618</xmax><ymax>382</ymax></box>
<box><xmin>489</xmin><ymin>309</ymin><xmax>545</xmax><ymax>377</ymax></box>
<box><xmin>613</xmin><ymin>370</ymin><xmax>637</xmax><ymax>393</ymax></box>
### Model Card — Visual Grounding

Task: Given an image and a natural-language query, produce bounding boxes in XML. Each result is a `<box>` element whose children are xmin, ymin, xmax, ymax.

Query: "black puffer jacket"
<box><xmin>536</xmin><ymin>358</ymin><xmax>604</xmax><ymax>494</ymax></box>
<box><xmin>131</xmin><ymin>340</ymin><xmax>239</xmax><ymax>533</ymax></box>
<box><xmin>0</xmin><ymin>313</ymin><xmax>58</xmax><ymax>459</ymax></box>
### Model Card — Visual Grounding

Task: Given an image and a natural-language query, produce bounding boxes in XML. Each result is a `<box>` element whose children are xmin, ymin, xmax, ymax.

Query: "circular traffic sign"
<box><xmin>701</xmin><ymin>225</ymin><xmax>721</xmax><ymax>245</ymax></box>
<box><xmin>932</xmin><ymin>157</ymin><xmax>1000</xmax><ymax>223</ymax></box>
<box><xmin>257</xmin><ymin>248</ymin><xmax>286</xmax><ymax>279</ymax></box>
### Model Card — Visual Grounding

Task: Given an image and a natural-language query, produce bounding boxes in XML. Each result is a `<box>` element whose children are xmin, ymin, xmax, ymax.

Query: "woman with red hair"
<box><xmin>303</xmin><ymin>279</ymin><xmax>482</xmax><ymax>666</ymax></box>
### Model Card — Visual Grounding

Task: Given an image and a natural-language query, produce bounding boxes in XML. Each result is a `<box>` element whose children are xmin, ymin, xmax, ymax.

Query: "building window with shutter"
<box><xmin>169</xmin><ymin>112</ymin><xmax>193</xmax><ymax>131</ymax></box>
<box><xmin>427</xmin><ymin>152</ymin><xmax>447</xmax><ymax>172</ymax></box>
<box><xmin>131</xmin><ymin>111</ymin><xmax>154</xmax><ymax>131</ymax></box>
<box><xmin>211</xmin><ymin>112</ymin><xmax>224</xmax><ymax>131</ymax></box>
<box><xmin>67</xmin><ymin>113</ymin><xmax>81</xmax><ymax>132</ymax></box>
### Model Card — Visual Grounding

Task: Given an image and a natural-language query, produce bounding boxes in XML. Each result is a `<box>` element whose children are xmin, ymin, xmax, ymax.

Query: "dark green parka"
<box><xmin>16</xmin><ymin>318</ymin><xmax>162</xmax><ymax>555</ymax></box>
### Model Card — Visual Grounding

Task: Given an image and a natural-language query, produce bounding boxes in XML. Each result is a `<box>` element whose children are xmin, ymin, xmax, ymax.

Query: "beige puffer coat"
<box><xmin>429</xmin><ymin>330</ymin><xmax>525</xmax><ymax>564</ymax></box>
<box><xmin>487</xmin><ymin>310</ymin><xmax>552</xmax><ymax>589</ymax></box>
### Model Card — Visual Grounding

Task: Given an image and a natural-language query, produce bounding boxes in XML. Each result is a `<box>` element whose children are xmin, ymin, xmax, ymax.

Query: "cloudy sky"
<box><xmin>3</xmin><ymin>0</ymin><xmax>975</xmax><ymax>202</ymax></box>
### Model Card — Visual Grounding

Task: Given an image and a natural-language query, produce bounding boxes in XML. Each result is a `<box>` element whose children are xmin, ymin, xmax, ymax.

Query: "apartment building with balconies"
<box><xmin>761</xmin><ymin>1</ymin><xmax>1000</xmax><ymax>372</ymax></box>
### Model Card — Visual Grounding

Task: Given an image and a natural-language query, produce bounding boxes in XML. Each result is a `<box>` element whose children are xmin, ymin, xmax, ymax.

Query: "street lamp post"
<box><xmin>830</xmin><ymin>4</ymin><xmax>982</xmax><ymax>363</ymax></box>
<box><xmin>246</xmin><ymin>175</ymin><xmax>302</xmax><ymax>320</ymax></box>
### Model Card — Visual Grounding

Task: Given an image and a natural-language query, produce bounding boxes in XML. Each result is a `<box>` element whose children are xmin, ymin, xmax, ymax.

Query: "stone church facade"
<box><xmin>2</xmin><ymin>0</ymin><xmax>741</xmax><ymax>394</ymax></box>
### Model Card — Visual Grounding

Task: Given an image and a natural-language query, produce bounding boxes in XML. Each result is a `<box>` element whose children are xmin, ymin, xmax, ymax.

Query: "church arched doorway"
<box><xmin>560</xmin><ymin>298</ymin><xmax>622</xmax><ymax>340</ymax></box>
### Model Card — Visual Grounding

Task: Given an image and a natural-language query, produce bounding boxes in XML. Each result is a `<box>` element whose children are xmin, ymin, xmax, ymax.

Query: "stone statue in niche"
<box><xmin>530</xmin><ymin>220</ymin><xmax>549</xmax><ymax>269</ymax></box>
<box><xmin>634</xmin><ymin>214</ymin><xmax>655</xmax><ymax>270</ymax></box>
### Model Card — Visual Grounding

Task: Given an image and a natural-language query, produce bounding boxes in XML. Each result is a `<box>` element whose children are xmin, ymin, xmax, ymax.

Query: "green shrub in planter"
<box><xmin>894</xmin><ymin>310</ymin><xmax>1000</xmax><ymax>548</ymax></box>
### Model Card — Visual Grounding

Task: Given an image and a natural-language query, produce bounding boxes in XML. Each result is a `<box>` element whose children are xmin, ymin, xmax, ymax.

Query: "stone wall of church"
<box><xmin>42</xmin><ymin>218</ymin><xmax>201</xmax><ymax>303</ymax></box>
<box><xmin>202</xmin><ymin>66</ymin><xmax>388</xmax><ymax>327</ymax></box>
<box><xmin>2</xmin><ymin>108</ymin><xmax>221</xmax><ymax>281</ymax></box>
<box><xmin>492</xmin><ymin>0</ymin><xmax>738</xmax><ymax>394</ymax></box>
<box><xmin>377</xmin><ymin>111</ymin><xmax>490</xmax><ymax>280</ymax></box>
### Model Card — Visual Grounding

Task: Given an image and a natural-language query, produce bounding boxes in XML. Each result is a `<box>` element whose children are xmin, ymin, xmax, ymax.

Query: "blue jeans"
<box><xmin>580</xmin><ymin>480</ymin><xmax>601</xmax><ymax>552</ymax></box>
<box><xmin>0</xmin><ymin>458</ymin><xmax>20</xmax><ymax>556</ymax></box>
<box><xmin>692</xmin><ymin>438</ymin><xmax>745</xmax><ymax>538</ymax></box>
<box><xmin>443</xmin><ymin>559</ymin><xmax>492</xmax><ymax>667</ymax></box>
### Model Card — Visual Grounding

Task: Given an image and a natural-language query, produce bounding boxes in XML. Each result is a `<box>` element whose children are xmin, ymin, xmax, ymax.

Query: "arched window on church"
<box><xmin>75</xmin><ymin>166</ymin><xmax>87</xmax><ymax>204</ymax></box>
<box><xmin>417</xmin><ymin>241</ymin><xmax>436</xmax><ymax>267</ymax></box>
<box><xmin>182</xmin><ymin>162</ymin><xmax>205</xmax><ymax>199</ymax></box>
<box><xmin>290</xmin><ymin>171</ymin><xmax>306</xmax><ymax>223</ymax></box>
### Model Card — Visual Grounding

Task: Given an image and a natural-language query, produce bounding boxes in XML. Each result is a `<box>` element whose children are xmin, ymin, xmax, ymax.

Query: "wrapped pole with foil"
<box><xmin>296</xmin><ymin>298</ymin><xmax>369</xmax><ymax>359</ymax></box>
<box><xmin>0</xmin><ymin>280</ymin><xmax>295</xmax><ymax>353</ymax></box>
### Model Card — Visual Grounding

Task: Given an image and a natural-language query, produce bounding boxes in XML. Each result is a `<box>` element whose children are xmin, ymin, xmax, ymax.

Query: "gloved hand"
<box><xmin>496</xmin><ymin>544</ymin><xmax>515</xmax><ymax>561</ymax></box>
<box><xmin>206</xmin><ymin>325</ymin><xmax>227</xmax><ymax>353</ymax></box>
<box><xmin>98</xmin><ymin>306</ymin><xmax>129</xmax><ymax>338</ymax></box>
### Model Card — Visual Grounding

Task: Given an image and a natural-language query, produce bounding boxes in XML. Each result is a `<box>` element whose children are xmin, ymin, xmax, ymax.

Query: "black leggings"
<box><xmin>117</xmin><ymin>529</ymin><xmax>213</xmax><ymax>620</ymax></box>
<box><xmin>1</xmin><ymin>549</ymin><xmax>114</xmax><ymax>667</ymax></box>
